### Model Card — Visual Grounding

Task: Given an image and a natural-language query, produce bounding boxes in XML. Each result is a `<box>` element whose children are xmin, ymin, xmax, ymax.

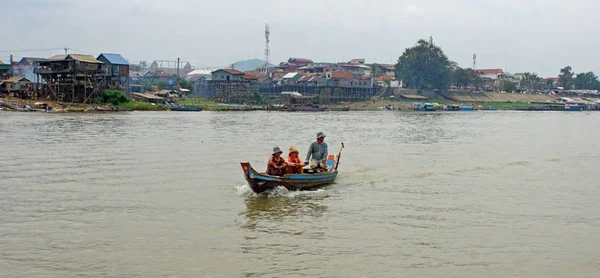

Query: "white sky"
<box><xmin>2</xmin><ymin>0</ymin><xmax>598</xmax><ymax>77</ymax></box>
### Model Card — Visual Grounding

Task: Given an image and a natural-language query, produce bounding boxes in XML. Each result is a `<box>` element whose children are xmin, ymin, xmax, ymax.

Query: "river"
<box><xmin>1</xmin><ymin>110</ymin><xmax>599</xmax><ymax>277</ymax></box>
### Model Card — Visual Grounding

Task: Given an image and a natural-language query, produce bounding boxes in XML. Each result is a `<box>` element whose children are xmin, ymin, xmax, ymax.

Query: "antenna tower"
<box><xmin>264</xmin><ymin>23</ymin><xmax>271</xmax><ymax>67</ymax></box>
<box><xmin>473</xmin><ymin>54</ymin><xmax>477</xmax><ymax>70</ymax></box>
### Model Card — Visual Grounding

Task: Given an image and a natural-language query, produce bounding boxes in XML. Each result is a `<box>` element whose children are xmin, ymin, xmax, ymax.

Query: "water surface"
<box><xmin>1</xmin><ymin>111</ymin><xmax>599</xmax><ymax>277</ymax></box>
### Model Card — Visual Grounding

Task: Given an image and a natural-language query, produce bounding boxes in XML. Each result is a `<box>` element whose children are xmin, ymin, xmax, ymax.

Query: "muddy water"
<box><xmin>1</xmin><ymin>111</ymin><xmax>599</xmax><ymax>277</ymax></box>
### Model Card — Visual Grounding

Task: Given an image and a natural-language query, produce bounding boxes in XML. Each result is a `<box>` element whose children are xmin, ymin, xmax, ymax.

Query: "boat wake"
<box><xmin>235</xmin><ymin>184</ymin><xmax>327</xmax><ymax>198</ymax></box>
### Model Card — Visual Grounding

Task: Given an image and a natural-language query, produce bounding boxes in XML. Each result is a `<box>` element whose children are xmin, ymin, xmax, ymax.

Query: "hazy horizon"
<box><xmin>2</xmin><ymin>0</ymin><xmax>599</xmax><ymax>77</ymax></box>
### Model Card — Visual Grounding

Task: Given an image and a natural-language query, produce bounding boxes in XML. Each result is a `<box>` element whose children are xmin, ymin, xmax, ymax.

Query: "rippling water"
<box><xmin>1</xmin><ymin>111</ymin><xmax>600</xmax><ymax>277</ymax></box>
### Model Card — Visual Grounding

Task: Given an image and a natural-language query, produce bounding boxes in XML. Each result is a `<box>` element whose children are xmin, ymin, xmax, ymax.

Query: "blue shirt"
<box><xmin>306</xmin><ymin>141</ymin><xmax>328</xmax><ymax>161</ymax></box>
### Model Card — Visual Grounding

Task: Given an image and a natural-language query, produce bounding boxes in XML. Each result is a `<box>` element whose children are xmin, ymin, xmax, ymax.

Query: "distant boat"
<box><xmin>165</xmin><ymin>102</ymin><xmax>202</xmax><ymax>111</ymax></box>
<box><xmin>170</xmin><ymin>106</ymin><xmax>202</xmax><ymax>111</ymax></box>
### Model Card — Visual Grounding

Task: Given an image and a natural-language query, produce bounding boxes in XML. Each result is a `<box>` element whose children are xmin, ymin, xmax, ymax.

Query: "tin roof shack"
<box><xmin>280</xmin><ymin>91</ymin><xmax>318</xmax><ymax>108</ymax></box>
<box><xmin>34</xmin><ymin>54</ymin><xmax>108</xmax><ymax>103</ymax></box>
<box><xmin>0</xmin><ymin>77</ymin><xmax>33</xmax><ymax>98</ymax></box>
<box><xmin>97</xmin><ymin>53</ymin><xmax>130</xmax><ymax>93</ymax></box>
<box><xmin>132</xmin><ymin>92</ymin><xmax>164</xmax><ymax>103</ymax></box>
<box><xmin>211</xmin><ymin>69</ymin><xmax>245</xmax><ymax>82</ymax></box>
<box><xmin>282</xmin><ymin>72</ymin><xmax>301</xmax><ymax>84</ymax></box>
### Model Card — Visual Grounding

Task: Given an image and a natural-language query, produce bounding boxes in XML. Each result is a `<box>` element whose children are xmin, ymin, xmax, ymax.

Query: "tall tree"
<box><xmin>574</xmin><ymin>72</ymin><xmax>600</xmax><ymax>89</ymax></box>
<box><xmin>453</xmin><ymin>67</ymin><xmax>483</xmax><ymax>87</ymax></box>
<box><xmin>520</xmin><ymin>72</ymin><xmax>541</xmax><ymax>90</ymax></box>
<box><xmin>395</xmin><ymin>39</ymin><xmax>454</xmax><ymax>90</ymax></box>
<box><xmin>502</xmin><ymin>80</ymin><xmax>517</xmax><ymax>92</ymax></box>
<box><xmin>558</xmin><ymin>66</ymin><xmax>574</xmax><ymax>89</ymax></box>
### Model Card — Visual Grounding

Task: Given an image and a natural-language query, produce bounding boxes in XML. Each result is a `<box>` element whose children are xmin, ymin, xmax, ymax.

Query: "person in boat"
<box><xmin>266</xmin><ymin>146</ymin><xmax>287</xmax><ymax>176</ymax></box>
<box><xmin>286</xmin><ymin>146</ymin><xmax>304</xmax><ymax>174</ymax></box>
<box><xmin>305</xmin><ymin>132</ymin><xmax>328</xmax><ymax>170</ymax></box>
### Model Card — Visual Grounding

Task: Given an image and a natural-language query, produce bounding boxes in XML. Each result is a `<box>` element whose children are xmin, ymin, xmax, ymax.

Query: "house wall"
<box><xmin>211</xmin><ymin>71</ymin><xmax>244</xmax><ymax>82</ymax></box>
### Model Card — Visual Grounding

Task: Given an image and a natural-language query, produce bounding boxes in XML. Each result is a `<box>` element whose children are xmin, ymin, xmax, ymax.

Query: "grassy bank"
<box><xmin>118</xmin><ymin>101</ymin><xmax>170</xmax><ymax>111</ymax></box>
<box><xmin>177</xmin><ymin>98</ymin><xmax>253</xmax><ymax>111</ymax></box>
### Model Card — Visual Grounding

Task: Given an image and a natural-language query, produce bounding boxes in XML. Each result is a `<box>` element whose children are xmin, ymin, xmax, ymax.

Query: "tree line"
<box><xmin>395</xmin><ymin>39</ymin><xmax>600</xmax><ymax>91</ymax></box>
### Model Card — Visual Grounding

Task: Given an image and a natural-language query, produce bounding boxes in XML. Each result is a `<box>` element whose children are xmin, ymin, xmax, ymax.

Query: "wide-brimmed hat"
<box><xmin>316</xmin><ymin>132</ymin><xmax>326</xmax><ymax>138</ymax></box>
<box><xmin>289</xmin><ymin>146</ymin><xmax>299</xmax><ymax>154</ymax></box>
<box><xmin>272</xmin><ymin>146</ymin><xmax>283</xmax><ymax>155</ymax></box>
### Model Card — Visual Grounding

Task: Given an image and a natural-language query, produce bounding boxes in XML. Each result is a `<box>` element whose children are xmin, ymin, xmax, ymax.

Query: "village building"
<box><xmin>211</xmin><ymin>69</ymin><xmax>245</xmax><ymax>82</ymax></box>
<box><xmin>96</xmin><ymin>53</ymin><xmax>130</xmax><ymax>93</ymax></box>
<box><xmin>476</xmin><ymin>69</ymin><xmax>505</xmax><ymax>90</ymax></box>
<box><xmin>143</xmin><ymin>70</ymin><xmax>175</xmax><ymax>87</ymax></box>
<box><xmin>149</xmin><ymin>60</ymin><xmax>194</xmax><ymax>78</ymax></box>
<box><xmin>371</xmin><ymin>64</ymin><xmax>396</xmax><ymax>77</ymax></box>
<box><xmin>186</xmin><ymin>69</ymin><xmax>212</xmax><ymax>81</ymax></box>
<box><xmin>0</xmin><ymin>77</ymin><xmax>33</xmax><ymax>98</ymax></box>
<box><xmin>278</xmin><ymin>58</ymin><xmax>313</xmax><ymax>72</ymax></box>
<box><xmin>34</xmin><ymin>54</ymin><xmax>106</xmax><ymax>103</ymax></box>
<box><xmin>282</xmin><ymin>72</ymin><xmax>301</xmax><ymax>84</ymax></box>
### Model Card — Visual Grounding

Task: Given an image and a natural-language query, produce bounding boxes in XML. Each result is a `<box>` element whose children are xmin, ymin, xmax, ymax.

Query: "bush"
<box><xmin>97</xmin><ymin>90</ymin><xmax>130</xmax><ymax>106</ymax></box>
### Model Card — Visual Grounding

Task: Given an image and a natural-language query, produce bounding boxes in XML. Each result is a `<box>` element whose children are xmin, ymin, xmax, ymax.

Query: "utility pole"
<box><xmin>177</xmin><ymin>57</ymin><xmax>180</xmax><ymax>78</ymax></box>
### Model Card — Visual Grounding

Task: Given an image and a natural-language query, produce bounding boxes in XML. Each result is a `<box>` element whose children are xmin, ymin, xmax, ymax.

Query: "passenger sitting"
<box><xmin>266</xmin><ymin>147</ymin><xmax>287</xmax><ymax>176</ymax></box>
<box><xmin>286</xmin><ymin>146</ymin><xmax>304</xmax><ymax>174</ymax></box>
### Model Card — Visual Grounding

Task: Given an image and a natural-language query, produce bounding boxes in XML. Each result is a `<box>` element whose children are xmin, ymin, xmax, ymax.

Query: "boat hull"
<box><xmin>170</xmin><ymin>107</ymin><xmax>202</xmax><ymax>111</ymax></box>
<box><xmin>240</xmin><ymin>162</ymin><xmax>338</xmax><ymax>193</ymax></box>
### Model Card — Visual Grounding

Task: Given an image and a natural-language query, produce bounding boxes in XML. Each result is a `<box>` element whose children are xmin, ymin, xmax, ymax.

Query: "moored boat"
<box><xmin>170</xmin><ymin>106</ymin><xmax>202</xmax><ymax>111</ymax></box>
<box><xmin>241</xmin><ymin>143</ymin><xmax>344</xmax><ymax>193</ymax></box>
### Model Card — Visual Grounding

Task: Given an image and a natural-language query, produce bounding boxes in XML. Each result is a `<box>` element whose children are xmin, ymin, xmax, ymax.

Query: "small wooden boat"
<box><xmin>170</xmin><ymin>106</ymin><xmax>202</xmax><ymax>111</ymax></box>
<box><xmin>241</xmin><ymin>143</ymin><xmax>344</xmax><ymax>193</ymax></box>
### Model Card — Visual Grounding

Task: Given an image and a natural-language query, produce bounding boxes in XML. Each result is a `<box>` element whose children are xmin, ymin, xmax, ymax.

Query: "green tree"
<box><xmin>558</xmin><ymin>66</ymin><xmax>574</xmax><ymax>89</ymax></box>
<box><xmin>502</xmin><ymin>80</ymin><xmax>517</xmax><ymax>92</ymax></box>
<box><xmin>141</xmin><ymin>80</ymin><xmax>155</xmax><ymax>92</ymax></box>
<box><xmin>545</xmin><ymin>79</ymin><xmax>555</xmax><ymax>89</ymax></box>
<box><xmin>453</xmin><ymin>67</ymin><xmax>483</xmax><ymax>87</ymax></box>
<box><xmin>574</xmin><ymin>72</ymin><xmax>599</xmax><ymax>89</ymax></box>
<box><xmin>177</xmin><ymin>78</ymin><xmax>194</xmax><ymax>91</ymax></box>
<box><xmin>141</xmin><ymin>79</ymin><xmax>169</xmax><ymax>92</ymax></box>
<box><xmin>520</xmin><ymin>72</ymin><xmax>541</xmax><ymax>91</ymax></box>
<box><xmin>395</xmin><ymin>39</ymin><xmax>454</xmax><ymax>90</ymax></box>
<box><xmin>156</xmin><ymin>80</ymin><xmax>169</xmax><ymax>90</ymax></box>
<box><xmin>97</xmin><ymin>90</ymin><xmax>130</xmax><ymax>106</ymax></box>
<box><xmin>251</xmin><ymin>92</ymin><xmax>264</xmax><ymax>104</ymax></box>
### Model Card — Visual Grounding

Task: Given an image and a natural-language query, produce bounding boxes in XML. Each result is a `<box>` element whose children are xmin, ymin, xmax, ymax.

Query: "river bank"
<box><xmin>0</xmin><ymin>96</ymin><xmax>556</xmax><ymax>112</ymax></box>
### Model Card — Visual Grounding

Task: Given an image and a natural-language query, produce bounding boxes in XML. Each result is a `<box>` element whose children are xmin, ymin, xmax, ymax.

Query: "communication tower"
<box><xmin>264</xmin><ymin>23</ymin><xmax>270</xmax><ymax>66</ymax></box>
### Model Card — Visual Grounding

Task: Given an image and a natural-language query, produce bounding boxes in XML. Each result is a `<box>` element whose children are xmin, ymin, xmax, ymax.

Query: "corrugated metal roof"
<box><xmin>19</xmin><ymin>57</ymin><xmax>47</xmax><ymax>65</ymax></box>
<box><xmin>213</xmin><ymin>69</ymin><xmax>244</xmax><ymax>75</ymax></box>
<box><xmin>283</xmin><ymin>72</ymin><xmax>299</xmax><ymax>79</ymax></box>
<box><xmin>48</xmin><ymin>54</ymin><xmax>67</xmax><ymax>60</ymax></box>
<box><xmin>4</xmin><ymin>76</ymin><xmax>32</xmax><ymax>83</ymax></box>
<box><xmin>98</xmin><ymin>53</ymin><xmax>129</xmax><ymax>65</ymax></box>
<box><xmin>66</xmin><ymin>54</ymin><xmax>103</xmax><ymax>64</ymax></box>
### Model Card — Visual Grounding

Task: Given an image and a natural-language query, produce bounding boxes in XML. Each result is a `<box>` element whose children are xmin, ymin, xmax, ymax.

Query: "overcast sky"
<box><xmin>2</xmin><ymin>0</ymin><xmax>598</xmax><ymax>77</ymax></box>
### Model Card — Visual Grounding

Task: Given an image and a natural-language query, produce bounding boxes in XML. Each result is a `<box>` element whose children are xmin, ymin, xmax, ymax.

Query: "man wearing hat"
<box><xmin>266</xmin><ymin>146</ymin><xmax>287</xmax><ymax>176</ymax></box>
<box><xmin>305</xmin><ymin>132</ymin><xmax>329</xmax><ymax>170</ymax></box>
<box><xmin>286</xmin><ymin>146</ymin><xmax>304</xmax><ymax>174</ymax></box>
